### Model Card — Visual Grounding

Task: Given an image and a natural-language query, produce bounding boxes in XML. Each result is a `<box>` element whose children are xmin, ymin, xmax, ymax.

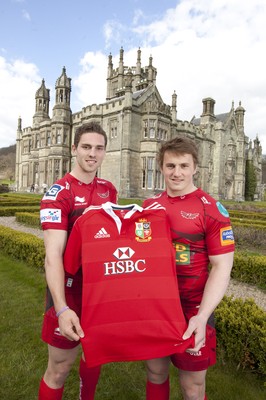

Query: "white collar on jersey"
<box><xmin>102</xmin><ymin>202</ymin><xmax>143</xmax><ymax>233</ymax></box>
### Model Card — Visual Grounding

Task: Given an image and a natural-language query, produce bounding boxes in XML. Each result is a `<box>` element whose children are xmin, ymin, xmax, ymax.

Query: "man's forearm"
<box><xmin>197</xmin><ymin>252</ymin><xmax>234</xmax><ymax>321</ymax></box>
<box><xmin>45</xmin><ymin>257</ymin><xmax>67</xmax><ymax>313</ymax></box>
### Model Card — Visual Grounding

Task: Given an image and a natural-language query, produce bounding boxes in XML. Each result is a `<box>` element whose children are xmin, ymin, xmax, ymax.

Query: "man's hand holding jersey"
<box><xmin>58</xmin><ymin>308</ymin><xmax>85</xmax><ymax>341</ymax></box>
<box><xmin>182</xmin><ymin>314</ymin><xmax>206</xmax><ymax>354</ymax></box>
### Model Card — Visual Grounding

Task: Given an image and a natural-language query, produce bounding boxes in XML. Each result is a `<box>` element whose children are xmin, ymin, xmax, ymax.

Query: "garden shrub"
<box><xmin>15</xmin><ymin>212</ymin><xmax>41</xmax><ymax>229</ymax></box>
<box><xmin>0</xmin><ymin>206</ymin><xmax>40</xmax><ymax>216</ymax></box>
<box><xmin>232</xmin><ymin>252</ymin><xmax>266</xmax><ymax>288</ymax></box>
<box><xmin>0</xmin><ymin>225</ymin><xmax>45</xmax><ymax>271</ymax></box>
<box><xmin>216</xmin><ymin>297</ymin><xmax>266</xmax><ymax>375</ymax></box>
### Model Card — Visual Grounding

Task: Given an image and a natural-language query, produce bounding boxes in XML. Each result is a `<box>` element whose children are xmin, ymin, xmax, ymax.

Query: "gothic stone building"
<box><xmin>15</xmin><ymin>48</ymin><xmax>263</xmax><ymax>200</ymax></box>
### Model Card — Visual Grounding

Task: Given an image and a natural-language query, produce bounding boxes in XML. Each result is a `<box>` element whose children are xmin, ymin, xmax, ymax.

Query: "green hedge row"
<box><xmin>15</xmin><ymin>212</ymin><xmax>41</xmax><ymax>229</ymax></box>
<box><xmin>232</xmin><ymin>252</ymin><xmax>266</xmax><ymax>287</ymax></box>
<box><xmin>0</xmin><ymin>206</ymin><xmax>40</xmax><ymax>216</ymax></box>
<box><xmin>0</xmin><ymin>200</ymin><xmax>41</xmax><ymax>207</ymax></box>
<box><xmin>231</xmin><ymin>217</ymin><xmax>266</xmax><ymax>226</ymax></box>
<box><xmin>229</xmin><ymin>210</ymin><xmax>266</xmax><ymax>221</ymax></box>
<box><xmin>0</xmin><ymin>225</ymin><xmax>45</xmax><ymax>271</ymax></box>
<box><xmin>215</xmin><ymin>297</ymin><xmax>265</xmax><ymax>375</ymax></box>
<box><xmin>231</xmin><ymin>220</ymin><xmax>266</xmax><ymax>230</ymax></box>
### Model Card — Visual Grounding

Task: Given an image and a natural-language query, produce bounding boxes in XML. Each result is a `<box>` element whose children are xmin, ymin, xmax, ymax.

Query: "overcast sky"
<box><xmin>0</xmin><ymin>0</ymin><xmax>265</xmax><ymax>153</ymax></box>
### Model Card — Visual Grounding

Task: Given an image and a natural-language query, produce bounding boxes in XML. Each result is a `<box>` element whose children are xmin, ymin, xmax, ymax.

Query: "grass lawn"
<box><xmin>0</xmin><ymin>252</ymin><xmax>265</xmax><ymax>400</ymax></box>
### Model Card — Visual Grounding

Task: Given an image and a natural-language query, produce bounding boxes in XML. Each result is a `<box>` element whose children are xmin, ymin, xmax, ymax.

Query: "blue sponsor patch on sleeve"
<box><xmin>216</xmin><ymin>202</ymin><xmax>229</xmax><ymax>217</ymax></box>
<box><xmin>43</xmin><ymin>184</ymin><xmax>64</xmax><ymax>200</ymax></box>
<box><xmin>40</xmin><ymin>209</ymin><xmax>62</xmax><ymax>223</ymax></box>
<box><xmin>220</xmin><ymin>226</ymin><xmax>234</xmax><ymax>246</ymax></box>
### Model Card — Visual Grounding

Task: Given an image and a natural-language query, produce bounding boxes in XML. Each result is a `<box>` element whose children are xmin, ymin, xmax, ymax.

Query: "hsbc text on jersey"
<box><xmin>104</xmin><ymin>259</ymin><xmax>146</xmax><ymax>275</ymax></box>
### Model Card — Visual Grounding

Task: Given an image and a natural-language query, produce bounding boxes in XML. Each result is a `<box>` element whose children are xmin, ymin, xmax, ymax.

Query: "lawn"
<box><xmin>0</xmin><ymin>252</ymin><xmax>265</xmax><ymax>399</ymax></box>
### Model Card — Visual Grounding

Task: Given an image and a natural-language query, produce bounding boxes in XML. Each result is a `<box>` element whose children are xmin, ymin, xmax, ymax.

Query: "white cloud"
<box><xmin>132</xmin><ymin>9</ymin><xmax>144</xmax><ymax>26</ymax></box>
<box><xmin>22</xmin><ymin>9</ymin><xmax>31</xmax><ymax>21</ymax></box>
<box><xmin>103</xmin><ymin>20</ymin><xmax>125</xmax><ymax>49</ymax></box>
<box><xmin>72</xmin><ymin>51</ymin><xmax>108</xmax><ymax>110</ymax></box>
<box><xmin>0</xmin><ymin>57</ymin><xmax>40</xmax><ymax>147</ymax></box>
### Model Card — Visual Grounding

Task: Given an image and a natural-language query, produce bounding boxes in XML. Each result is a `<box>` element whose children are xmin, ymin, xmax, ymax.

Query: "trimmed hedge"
<box><xmin>15</xmin><ymin>212</ymin><xmax>41</xmax><ymax>229</ymax></box>
<box><xmin>229</xmin><ymin>210</ymin><xmax>266</xmax><ymax>221</ymax></box>
<box><xmin>0</xmin><ymin>200</ymin><xmax>41</xmax><ymax>207</ymax></box>
<box><xmin>231</xmin><ymin>221</ymin><xmax>266</xmax><ymax>230</ymax></box>
<box><xmin>0</xmin><ymin>206</ymin><xmax>40</xmax><ymax>216</ymax></box>
<box><xmin>0</xmin><ymin>225</ymin><xmax>45</xmax><ymax>271</ymax></box>
<box><xmin>216</xmin><ymin>297</ymin><xmax>266</xmax><ymax>375</ymax></box>
<box><xmin>232</xmin><ymin>252</ymin><xmax>266</xmax><ymax>288</ymax></box>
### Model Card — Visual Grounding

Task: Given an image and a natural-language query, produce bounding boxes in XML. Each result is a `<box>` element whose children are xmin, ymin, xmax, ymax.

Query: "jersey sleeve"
<box><xmin>110</xmin><ymin>184</ymin><xmax>118</xmax><ymax>203</ymax></box>
<box><xmin>40</xmin><ymin>183</ymin><xmax>72</xmax><ymax>231</ymax></box>
<box><xmin>63</xmin><ymin>221</ymin><xmax>82</xmax><ymax>274</ymax></box>
<box><xmin>205</xmin><ymin>202</ymin><xmax>235</xmax><ymax>255</ymax></box>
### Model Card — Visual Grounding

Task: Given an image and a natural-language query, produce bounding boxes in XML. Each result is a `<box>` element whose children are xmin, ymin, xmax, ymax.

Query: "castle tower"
<box><xmin>33</xmin><ymin>79</ymin><xmax>50</xmax><ymax>127</ymax></box>
<box><xmin>53</xmin><ymin>66</ymin><xmax>71</xmax><ymax>121</ymax></box>
<box><xmin>106</xmin><ymin>53</ymin><xmax>113</xmax><ymax>100</ymax></box>
<box><xmin>171</xmin><ymin>91</ymin><xmax>177</xmax><ymax>122</ymax></box>
<box><xmin>234</xmin><ymin>101</ymin><xmax>245</xmax><ymax>131</ymax></box>
<box><xmin>15</xmin><ymin>116</ymin><xmax>22</xmax><ymax>190</ymax></box>
<box><xmin>201</xmin><ymin>97</ymin><xmax>216</xmax><ymax>124</ymax></box>
<box><xmin>118</xmin><ymin>47</ymin><xmax>124</xmax><ymax>90</ymax></box>
<box><xmin>50</xmin><ymin>67</ymin><xmax>72</xmax><ymax>182</ymax></box>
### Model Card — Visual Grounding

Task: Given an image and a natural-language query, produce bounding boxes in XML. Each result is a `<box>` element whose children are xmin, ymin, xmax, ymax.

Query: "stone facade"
<box><xmin>15</xmin><ymin>48</ymin><xmax>263</xmax><ymax>200</ymax></box>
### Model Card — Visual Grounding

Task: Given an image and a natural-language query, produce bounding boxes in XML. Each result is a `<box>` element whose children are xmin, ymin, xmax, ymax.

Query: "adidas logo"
<box><xmin>94</xmin><ymin>227</ymin><xmax>110</xmax><ymax>239</ymax></box>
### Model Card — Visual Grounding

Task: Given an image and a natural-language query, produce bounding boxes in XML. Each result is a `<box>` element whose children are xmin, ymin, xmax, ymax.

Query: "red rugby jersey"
<box><xmin>40</xmin><ymin>173</ymin><xmax>117</xmax><ymax>234</ymax></box>
<box><xmin>64</xmin><ymin>202</ymin><xmax>194</xmax><ymax>367</ymax></box>
<box><xmin>40</xmin><ymin>173</ymin><xmax>117</xmax><ymax>302</ymax></box>
<box><xmin>143</xmin><ymin>189</ymin><xmax>235</xmax><ymax>308</ymax></box>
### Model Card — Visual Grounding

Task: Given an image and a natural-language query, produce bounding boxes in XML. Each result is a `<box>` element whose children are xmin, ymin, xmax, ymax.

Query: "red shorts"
<box><xmin>41</xmin><ymin>276</ymin><xmax>82</xmax><ymax>350</ymax></box>
<box><xmin>171</xmin><ymin>308</ymin><xmax>216</xmax><ymax>371</ymax></box>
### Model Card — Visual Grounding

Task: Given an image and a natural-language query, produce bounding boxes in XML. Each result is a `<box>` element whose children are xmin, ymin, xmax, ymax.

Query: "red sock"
<box><xmin>38</xmin><ymin>378</ymin><xmax>64</xmax><ymax>400</ymax></box>
<box><xmin>204</xmin><ymin>395</ymin><xmax>208</xmax><ymax>400</ymax></box>
<box><xmin>146</xmin><ymin>377</ymin><xmax>169</xmax><ymax>400</ymax></box>
<box><xmin>79</xmin><ymin>358</ymin><xmax>101</xmax><ymax>400</ymax></box>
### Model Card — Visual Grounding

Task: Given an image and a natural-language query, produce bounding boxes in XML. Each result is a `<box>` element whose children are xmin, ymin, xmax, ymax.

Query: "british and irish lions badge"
<box><xmin>135</xmin><ymin>219</ymin><xmax>152</xmax><ymax>242</ymax></box>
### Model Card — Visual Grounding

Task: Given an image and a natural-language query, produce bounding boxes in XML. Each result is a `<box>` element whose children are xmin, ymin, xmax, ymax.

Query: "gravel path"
<box><xmin>0</xmin><ymin>216</ymin><xmax>265</xmax><ymax>311</ymax></box>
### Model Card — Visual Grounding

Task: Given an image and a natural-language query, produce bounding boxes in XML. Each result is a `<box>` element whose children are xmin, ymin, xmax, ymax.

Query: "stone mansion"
<box><xmin>15</xmin><ymin>48</ymin><xmax>263</xmax><ymax>200</ymax></box>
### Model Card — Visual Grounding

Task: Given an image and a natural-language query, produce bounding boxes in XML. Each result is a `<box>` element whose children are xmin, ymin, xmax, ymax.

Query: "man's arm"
<box><xmin>183</xmin><ymin>251</ymin><xmax>234</xmax><ymax>352</ymax></box>
<box><xmin>43</xmin><ymin>229</ymin><xmax>84</xmax><ymax>341</ymax></box>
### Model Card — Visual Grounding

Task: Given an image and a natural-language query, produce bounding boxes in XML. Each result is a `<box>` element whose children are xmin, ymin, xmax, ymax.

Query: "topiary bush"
<box><xmin>0</xmin><ymin>225</ymin><xmax>45</xmax><ymax>271</ymax></box>
<box><xmin>215</xmin><ymin>296</ymin><xmax>266</xmax><ymax>376</ymax></box>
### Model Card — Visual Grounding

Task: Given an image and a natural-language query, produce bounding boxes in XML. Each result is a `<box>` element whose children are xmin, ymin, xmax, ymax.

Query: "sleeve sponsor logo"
<box><xmin>40</xmin><ymin>209</ymin><xmax>62</xmax><ymax>223</ymax></box>
<box><xmin>216</xmin><ymin>202</ymin><xmax>229</xmax><ymax>217</ymax></box>
<box><xmin>43</xmin><ymin>184</ymin><xmax>64</xmax><ymax>200</ymax></box>
<box><xmin>220</xmin><ymin>226</ymin><xmax>234</xmax><ymax>246</ymax></box>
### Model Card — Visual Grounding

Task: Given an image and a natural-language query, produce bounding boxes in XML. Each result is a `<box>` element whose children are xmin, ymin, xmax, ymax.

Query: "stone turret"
<box><xmin>33</xmin><ymin>79</ymin><xmax>50</xmax><ymax>127</ymax></box>
<box><xmin>52</xmin><ymin>67</ymin><xmax>72</xmax><ymax>122</ymax></box>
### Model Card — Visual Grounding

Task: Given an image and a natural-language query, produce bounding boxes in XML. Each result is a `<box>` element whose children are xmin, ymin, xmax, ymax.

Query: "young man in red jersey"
<box><xmin>143</xmin><ymin>136</ymin><xmax>235</xmax><ymax>400</ymax></box>
<box><xmin>38</xmin><ymin>121</ymin><xmax>117</xmax><ymax>400</ymax></box>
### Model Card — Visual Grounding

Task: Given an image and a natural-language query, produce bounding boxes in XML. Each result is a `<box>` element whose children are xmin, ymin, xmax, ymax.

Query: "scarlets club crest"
<box><xmin>135</xmin><ymin>219</ymin><xmax>152</xmax><ymax>242</ymax></box>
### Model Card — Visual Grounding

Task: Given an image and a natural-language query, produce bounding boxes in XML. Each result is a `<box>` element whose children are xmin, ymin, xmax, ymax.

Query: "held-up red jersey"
<box><xmin>64</xmin><ymin>202</ymin><xmax>194</xmax><ymax>367</ymax></box>
<box><xmin>143</xmin><ymin>189</ymin><xmax>235</xmax><ymax>308</ymax></box>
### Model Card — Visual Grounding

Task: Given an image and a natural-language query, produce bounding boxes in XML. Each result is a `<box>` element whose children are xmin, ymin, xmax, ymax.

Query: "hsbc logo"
<box><xmin>104</xmin><ymin>247</ymin><xmax>146</xmax><ymax>275</ymax></box>
<box><xmin>113</xmin><ymin>247</ymin><xmax>135</xmax><ymax>260</ymax></box>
